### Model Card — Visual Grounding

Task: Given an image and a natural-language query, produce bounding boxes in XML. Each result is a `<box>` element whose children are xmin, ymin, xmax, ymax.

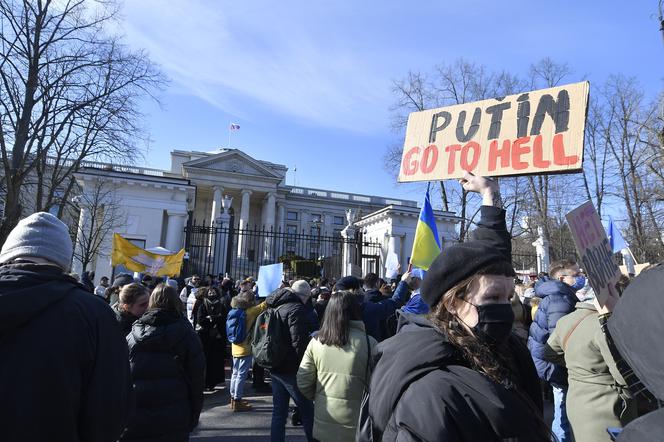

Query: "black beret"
<box><xmin>420</xmin><ymin>206</ymin><xmax>515</xmax><ymax>308</ymax></box>
<box><xmin>335</xmin><ymin>276</ymin><xmax>361</xmax><ymax>291</ymax></box>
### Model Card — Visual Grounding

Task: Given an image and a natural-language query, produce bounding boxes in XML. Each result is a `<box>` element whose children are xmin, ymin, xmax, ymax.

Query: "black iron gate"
<box><xmin>182</xmin><ymin>220</ymin><xmax>381</xmax><ymax>281</ymax></box>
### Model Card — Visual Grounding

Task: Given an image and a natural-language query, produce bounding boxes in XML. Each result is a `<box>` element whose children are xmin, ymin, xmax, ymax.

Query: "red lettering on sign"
<box><xmin>420</xmin><ymin>144</ymin><xmax>439</xmax><ymax>174</ymax></box>
<box><xmin>532</xmin><ymin>135</ymin><xmax>550</xmax><ymax>168</ymax></box>
<box><xmin>488</xmin><ymin>139</ymin><xmax>511</xmax><ymax>172</ymax></box>
<box><xmin>401</xmin><ymin>146</ymin><xmax>420</xmax><ymax>176</ymax></box>
<box><xmin>511</xmin><ymin>137</ymin><xmax>531</xmax><ymax>170</ymax></box>
<box><xmin>445</xmin><ymin>144</ymin><xmax>462</xmax><ymax>174</ymax></box>
<box><xmin>553</xmin><ymin>133</ymin><xmax>578</xmax><ymax>166</ymax></box>
<box><xmin>460</xmin><ymin>141</ymin><xmax>480</xmax><ymax>171</ymax></box>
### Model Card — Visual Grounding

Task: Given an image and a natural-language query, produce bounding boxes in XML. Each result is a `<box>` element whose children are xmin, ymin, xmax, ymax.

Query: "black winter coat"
<box><xmin>122</xmin><ymin>309</ymin><xmax>205</xmax><ymax>441</ymax></box>
<box><xmin>366</xmin><ymin>314</ymin><xmax>547</xmax><ymax>442</ymax></box>
<box><xmin>266</xmin><ymin>288</ymin><xmax>313</xmax><ymax>374</ymax></box>
<box><xmin>0</xmin><ymin>263</ymin><xmax>131</xmax><ymax>442</ymax></box>
<box><xmin>114</xmin><ymin>304</ymin><xmax>140</xmax><ymax>337</ymax></box>
<box><xmin>195</xmin><ymin>293</ymin><xmax>230</xmax><ymax>339</ymax></box>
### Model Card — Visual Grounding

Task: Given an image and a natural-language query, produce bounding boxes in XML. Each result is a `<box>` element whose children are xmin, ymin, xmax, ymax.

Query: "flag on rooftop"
<box><xmin>606</xmin><ymin>215</ymin><xmax>628</xmax><ymax>253</ymax></box>
<box><xmin>230</xmin><ymin>123</ymin><xmax>240</xmax><ymax>131</ymax></box>
<box><xmin>410</xmin><ymin>184</ymin><xmax>441</xmax><ymax>271</ymax></box>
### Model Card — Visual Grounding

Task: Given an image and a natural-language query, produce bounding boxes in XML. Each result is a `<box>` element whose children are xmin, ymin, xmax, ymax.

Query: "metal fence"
<box><xmin>182</xmin><ymin>219</ymin><xmax>382</xmax><ymax>281</ymax></box>
<box><xmin>512</xmin><ymin>252</ymin><xmax>538</xmax><ymax>273</ymax></box>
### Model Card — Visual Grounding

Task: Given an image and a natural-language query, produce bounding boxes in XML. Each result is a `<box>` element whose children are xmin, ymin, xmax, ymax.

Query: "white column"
<box><xmin>264</xmin><ymin>192</ymin><xmax>276</xmax><ymax>229</ymax></box>
<box><xmin>213</xmin><ymin>195</ymin><xmax>233</xmax><ymax>275</ymax></box>
<box><xmin>210</xmin><ymin>186</ymin><xmax>223</xmax><ymax>225</ymax></box>
<box><xmin>165</xmin><ymin>210</ymin><xmax>187</xmax><ymax>252</ymax></box>
<box><xmin>621</xmin><ymin>248</ymin><xmax>635</xmax><ymax>276</ymax></box>
<box><xmin>276</xmin><ymin>202</ymin><xmax>285</xmax><ymax>233</ymax></box>
<box><xmin>341</xmin><ymin>209</ymin><xmax>358</xmax><ymax>276</ymax></box>
<box><xmin>72</xmin><ymin>202</ymin><xmax>90</xmax><ymax>275</ymax></box>
<box><xmin>262</xmin><ymin>192</ymin><xmax>277</xmax><ymax>261</ymax></box>
<box><xmin>532</xmin><ymin>226</ymin><xmax>550</xmax><ymax>274</ymax></box>
<box><xmin>237</xmin><ymin>189</ymin><xmax>252</xmax><ymax>258</ymax></box>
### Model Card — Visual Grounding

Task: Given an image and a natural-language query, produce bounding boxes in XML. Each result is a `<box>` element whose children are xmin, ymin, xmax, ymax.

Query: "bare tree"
<box><xmin>0</xmin><ymin>0</ymin><xmax>164</xmax><ymax>242</ymax></box>
<box><xmin>70</xmin><ymin>177</ymin><xmax>124</xmax><ymax>273</ymax></box>
<box><xmin>581</xmin><ymin>100</ymin><xmax>612</xmax><ymax>217</ymax></box>
<box><xmin>602</xmin><ymin>75</ymin><xmax>664</xmax><ymax>261</ymax></box>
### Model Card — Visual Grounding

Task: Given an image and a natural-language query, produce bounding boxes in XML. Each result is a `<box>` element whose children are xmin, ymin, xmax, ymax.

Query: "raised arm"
<box><xmin>460</xmin><ymin>171</ymin><xmax>511</xmax><ymax>259</ymax></box>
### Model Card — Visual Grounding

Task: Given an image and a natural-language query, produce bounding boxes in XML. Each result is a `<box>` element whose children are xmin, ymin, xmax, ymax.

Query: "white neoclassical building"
<box><xmin>72</xmin><ymin>148</ymin><xmax>459</xmax><ymax>282</ymax></box>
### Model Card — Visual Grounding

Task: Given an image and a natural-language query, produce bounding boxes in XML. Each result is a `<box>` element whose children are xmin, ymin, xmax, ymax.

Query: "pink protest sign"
<box><xmin>566</xmin><ymin>201</ymin><xmax>621</xmax><ymax>305</ymax></box>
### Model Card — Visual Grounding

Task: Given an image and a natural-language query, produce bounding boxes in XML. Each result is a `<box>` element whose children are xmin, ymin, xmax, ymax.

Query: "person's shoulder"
<box><xmin>60</xmin><ymin>283</ymin><xmax>113</xmax><ymax>314</ymax></box>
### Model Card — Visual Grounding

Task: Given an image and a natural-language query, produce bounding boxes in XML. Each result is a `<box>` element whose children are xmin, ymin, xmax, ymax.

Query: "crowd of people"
<box><xmin>0</xmin><ymin>173</ymin><xmax>662</xmax><ymax>441</ymax></box>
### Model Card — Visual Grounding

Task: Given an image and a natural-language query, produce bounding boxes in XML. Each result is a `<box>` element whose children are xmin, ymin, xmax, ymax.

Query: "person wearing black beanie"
<box><xmin>359</xmin><ymin>172</ymin><xmax>550</xmax><ymax>442</ymax></box>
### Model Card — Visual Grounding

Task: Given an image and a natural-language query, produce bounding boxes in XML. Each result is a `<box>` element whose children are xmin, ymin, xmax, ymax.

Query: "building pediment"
<box><xmin>183</xmin><ymin>150</ymin><xmax>283</xmax><ymax>179</ymax></box>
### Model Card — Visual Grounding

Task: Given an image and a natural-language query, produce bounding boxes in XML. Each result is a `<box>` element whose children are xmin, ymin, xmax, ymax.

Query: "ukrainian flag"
<box><xmin>410</xmin><ymin>185</ymin><xmax>441</xmax><ymax>271</ymax></box>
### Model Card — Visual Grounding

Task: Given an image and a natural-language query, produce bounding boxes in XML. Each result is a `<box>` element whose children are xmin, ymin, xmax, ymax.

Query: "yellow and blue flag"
<box><xmin>410</xmin><ymin>184</ymin><xmax>441</xmax><ymax>271</ymax></box>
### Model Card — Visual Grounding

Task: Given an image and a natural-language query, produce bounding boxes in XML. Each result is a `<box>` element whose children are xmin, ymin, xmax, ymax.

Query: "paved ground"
<box><xmin>190</xmin><ymin>371</ymin><xmax>553</xmax><ymax>441</ymax></box>
<box><xmin>191</xmin><ymin>379</ymin><xmax>308</xmax><ymax>441</ymax></box>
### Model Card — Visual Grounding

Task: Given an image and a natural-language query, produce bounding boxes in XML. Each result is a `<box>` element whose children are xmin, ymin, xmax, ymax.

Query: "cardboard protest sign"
<box><xmin>398</xmin><ymin>81</ymin><xmax>589</xmax><ymax>182</ymax></box>
<box><xmin>566</xmin><ymin>201</ymin><xmax>621</xmax><ymax>305</ymax></box>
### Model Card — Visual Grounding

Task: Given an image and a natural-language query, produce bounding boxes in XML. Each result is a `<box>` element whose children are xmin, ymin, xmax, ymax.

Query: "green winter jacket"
<box><xmin>545</xmin><ymin>302</ymin><xmax>637</xmax><ymax>442</ymax></box>
<box><xmin>296</xmin><ymin>320</ymin><xmax>377</xmax><ymax>442</ymax></box>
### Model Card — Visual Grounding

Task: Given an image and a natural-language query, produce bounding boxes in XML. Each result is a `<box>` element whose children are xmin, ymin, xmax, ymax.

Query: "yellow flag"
<box><xmin>111</xmin><ymin>233</ymin><xmax>185</xmax><ymax>277</ymax></box>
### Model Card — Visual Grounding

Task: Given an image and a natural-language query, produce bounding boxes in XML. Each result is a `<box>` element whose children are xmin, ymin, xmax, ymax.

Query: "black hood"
<box><xmin>609</xmin><ymin>264</ymin><xmax>664</xmax><ymax>400</ymax></box>
<box><xmin>129</xmin><ymin>309</ymin><xmax>189</xmax><ymax>349</ymax></box>
<box><xmin>0</xmin><ymin>263</ymin><xmax>80</xmax><ymax>335</ymax></box>
<box><xmin>369</xmin><ymin>313</ymin><xmax>457</xmax><ymax>431</ymax></box>
<box><xmin>266</xmin><ymin>287</ymin><xmax>302</xmax><ymax>308</ymax></box>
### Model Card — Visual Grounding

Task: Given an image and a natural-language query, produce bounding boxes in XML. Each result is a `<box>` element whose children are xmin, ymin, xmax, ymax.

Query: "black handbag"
<box><xmin>356</xmin><ymin>333</ymin><xmax>379</xmax><ymax>442</ymax></box>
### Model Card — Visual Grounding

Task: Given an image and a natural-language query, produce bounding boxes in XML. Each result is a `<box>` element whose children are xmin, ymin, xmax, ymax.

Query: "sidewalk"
<box><xmin>191</xmin><ymin>381</ymin><xmax>308</xmax><ymax>441</ymax></box>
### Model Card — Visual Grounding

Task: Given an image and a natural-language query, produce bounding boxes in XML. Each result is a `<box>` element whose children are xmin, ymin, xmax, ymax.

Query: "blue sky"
<box><xmin>120</xmin><ymin>0</ymin><xmax>664</xmax><ymax>205</ymax></box>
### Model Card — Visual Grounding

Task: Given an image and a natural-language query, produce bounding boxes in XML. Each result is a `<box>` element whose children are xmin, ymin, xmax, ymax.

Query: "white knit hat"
<box><xmin>291</xmin><ymin>280</ymin><xmax>311</xmax><ymax>298</ymax></box>
<box><xmin>0</xmin><ymin>212</ymin><xmax>73</xmax><ymax>270</ymax></box>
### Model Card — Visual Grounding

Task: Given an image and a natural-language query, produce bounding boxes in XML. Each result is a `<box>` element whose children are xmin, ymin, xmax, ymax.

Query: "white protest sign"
<box><xmin>256</xmin><ymin>263</ymin><xmax>283</xmax><ymax>297</ymax></box>
<box><xmin>566</xmin><ymin>201</ymin><xmax>621</xmax><ymax>305</ymax></box>
<box><xmin>385</xmin><ymin>252</ymin><xmax>400</xmax><ymax>279</ymax></box>
<box><xmin>398</xmin><ymin>81</ymin><xmax>589</xmax><ymax>181</ymax></box>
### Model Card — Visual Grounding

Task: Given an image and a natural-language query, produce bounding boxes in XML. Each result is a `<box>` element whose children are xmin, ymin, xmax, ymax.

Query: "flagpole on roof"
<box><xmin>228</xmin><ymin>122</ymin><xmax>231</xmax><ymax>148</ymax></box>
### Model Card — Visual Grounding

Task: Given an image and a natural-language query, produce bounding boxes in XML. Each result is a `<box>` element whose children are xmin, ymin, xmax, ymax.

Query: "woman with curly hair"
<box><xmin>360</xmin><ymin>173</ymin><xmax>550</xmax><ymax>442</ymax></box>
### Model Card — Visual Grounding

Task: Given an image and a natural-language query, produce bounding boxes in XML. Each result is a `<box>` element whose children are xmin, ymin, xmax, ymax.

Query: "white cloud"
<box><xmin>120</xmin><ymin>0</ymin><xmax>395</xmax><ymax>132</ymax></box>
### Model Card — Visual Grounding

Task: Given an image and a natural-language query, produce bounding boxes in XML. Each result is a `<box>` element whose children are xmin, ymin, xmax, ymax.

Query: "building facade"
<box><xmin>72</xmin><ymin>148</ymin><xmax>460</xmax><ymax>283</ymax></box>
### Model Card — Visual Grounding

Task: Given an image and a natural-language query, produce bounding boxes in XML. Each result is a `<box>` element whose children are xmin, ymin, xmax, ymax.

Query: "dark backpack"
<box><xmin>226</xmin><ymin>308</ymin><xmax>247</xmax><ymax>343</ymax></box>
<box><xmin>251</xmin><ymin>305</ymin><xmax>289</xmax><ymax>368</ymax></box>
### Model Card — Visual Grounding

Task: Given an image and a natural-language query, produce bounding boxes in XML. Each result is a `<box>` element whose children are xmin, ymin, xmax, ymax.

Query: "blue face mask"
<box><xmin>570</xmin><ymin>275</ymin><xmax>586</xmax><ymax>291</ymax></box>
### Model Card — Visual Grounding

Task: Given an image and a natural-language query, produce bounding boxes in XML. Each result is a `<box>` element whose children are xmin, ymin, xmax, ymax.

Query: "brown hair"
<box><xmin>549</xmin><ymin>259</ymin><xmax>577</xmax><ymax>279</ymax></box>
<box><xmin>149</xmin><ymin>283</ymin><xmax>182</xmax><ymax>314</ymax></box>
<box><xmin>119</xmin><ymin>283</ymin><xmax>149</xmax><ymax>306</ymax></box>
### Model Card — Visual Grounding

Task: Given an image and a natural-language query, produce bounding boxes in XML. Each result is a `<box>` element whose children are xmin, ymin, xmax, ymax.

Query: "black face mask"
<box><xmin>463</xmin><ymin>301</ymin><xmax>515</xmax><ymax>346</ymax></box>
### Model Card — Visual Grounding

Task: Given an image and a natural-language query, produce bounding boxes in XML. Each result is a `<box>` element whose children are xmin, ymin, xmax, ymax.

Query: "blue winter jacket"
<box><xmin>401</xmin><ymin>291</ymin><xmax>429</xmax><ymax>315</ymax></box>
<box><xmin>527</xmin><ymin>279</ymin><xmax>577</xmax><ymax>387</ymax></box>
<box><xmin>362</xmin><ymin>280</ymin><xmax>410</xmax><ymax>341</ymax></box>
